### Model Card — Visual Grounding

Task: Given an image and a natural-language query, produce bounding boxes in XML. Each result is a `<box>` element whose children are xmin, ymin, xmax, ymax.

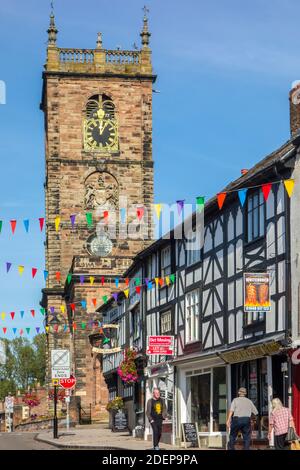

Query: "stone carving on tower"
<box><xmin>84</xmin><ymin>172</ymin><xmax>119</xmax><ymax>211</ymax></box>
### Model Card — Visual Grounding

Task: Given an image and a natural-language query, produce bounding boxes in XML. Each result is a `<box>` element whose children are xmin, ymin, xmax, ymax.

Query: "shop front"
<box><xmin>176</xmin><ymin>356</ymin><xmax>228</xmax><ymax>448</ymax></box>
<box><xmin>144</xmin><ymin>361</ymin><xmax>175</xmax><ymax>445</ymax></box>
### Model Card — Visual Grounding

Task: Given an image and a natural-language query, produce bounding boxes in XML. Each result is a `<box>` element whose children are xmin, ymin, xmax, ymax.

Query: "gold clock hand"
<box><xmin>99</xmin><ymin>121</ymin><xmax>108</xmax><ymax>135</ymax></box>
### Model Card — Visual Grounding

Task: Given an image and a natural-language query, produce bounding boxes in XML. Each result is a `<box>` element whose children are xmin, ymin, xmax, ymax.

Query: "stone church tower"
<box><xmin>41</xmin><ymin>12</ymin><xmax>155</xmax><ymax>420</ymax></box>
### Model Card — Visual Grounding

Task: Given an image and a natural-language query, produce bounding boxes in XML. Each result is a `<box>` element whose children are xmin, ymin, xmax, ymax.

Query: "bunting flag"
<box><xmin>73</xmin><ymin>322</ymin><xmax>77</xmax><ymax>330</ymax></box>
<box><xmin>137</xmin><ymin>207</ymin><xmax>144</xmax><ymax>221</ymax></box>
<box><xmin>154</xmin><ymin>204</ymin><xmax>162</xmax><ymax>220</ymax></box>
<box><xmin>176</xmin><ymin>200</ymin><xmax>185</xmax><ymax>216</ymax></box>
<box><xmin>170</xmin><ymin>274</ymin><xmax>175</xmax><ymax>283</ymax></box>
<box><xmin>10</xmin><ymin>312</ymin><xmax>15</xmax><ymax>320</ymax></box>
<box><xmin>30</xmin><ymin>310</ymin><xmax>35</xmax><ymax>318</ymax></box>
<box><xmin>3</xmin><ymin>327</ymin><xmax>7</xmax><ymax>334</ymax></box>
<box><xmin>101</xmin><ymin>276</ymin><xmax>105</xmax><ymax>286</ymax></box>
<box><xmin>81</xmin><ymin>300</ymin><xmax>87</xmax><ymax>309</ymax></box>
<box><xmin>50</xmin><ymin>307</ymin><xmax>55</xmax><ymax>314</ymax></box>
<box><xmin>86</xmin><ymin>212</ymin><xmax>93</xmax><ymax>227</ymax></box>
<box><xmin>6</xmin><ymin>262</ymin><xmax>12</xmax><ymax>273</ymax></box>
<box><xmin>262</xmin><ymin>183</ymin><xmax>272</xmax><ymax>201</ymax></box>
<box><xmin>20</xmin><ymin>329</ymin><xmax>23</xmax><ymax>336</ymax></box>
<box><xmin>148</xmin><ymin>281</ymin><xmax>153</xmax><ymax>290</ymax></box>
<box><xmin>238</xmin><ymin>189</ymin><xmax>248</xmax><ymax>207</ymax></box>
<box><xmin>32</xmin><ymin>268</ymin><xmax>37</xmax><ymax>279</ymax></box>
<box><xmin>44</xmin><ymin>270</ymin><xmax>49</xmax><ymax>281</ymax></box>
<box><xmin>81</xmin><ymin>322</ymin><xmax>86</xmax><ymax>330</ymax></box>
<box><xmin>165</xmin><ymin>276</ymin><xmax>170</xmax><ymax>286</ymax></box>
<box><xmin>196</xmin><ymin>196</ymin><xmax>205</xmax><ymax>212</ymax></box>
<box><xmin>67</xmin><ymin>273</ymin><xmax>72</xmax><ymax>285</ymax></box>
<box><xmin>26</xmin><ymin>328</ymin><xmax>30</xmax><ymax>335</ymax></box>
<box><xmin>115</xmin><ymin>278</ymin><xmax>119</xmax><ymax>288</ymax></box>
<box><xmin>0</xmin><ymin>220</ymin><xmax>2</xmax><ymax>233</ymax></box>
<box><xmin>70</xmin><ymin>214</ymin><xmax>76</xmax><ymax>228</ymax></box>
<box><xmin>155</xmin><ymin>277</ymin><xmax>159</xmax><ymax>287</ymax></box>
<box><xmin>217</xmin><ymin>192</ymin><xmax>227</xmax><ymax>210</ymax></box>
<box><xmin>112</xmin><ymin>293</ymin><xmax>118</xmax><ymax>302</ymax></box>
<box><xmin>13</xmin><ymin>328</ymin><xmax>17</xmax><ymax>334</ymax></box>
<box><xmin>159</xmin><ymin>278</ymin><xmax>164</xmax><ymax>287</ymax></box>
<box><xmin>20</xmin><ymin>311</ymin><xmax>25</xmax><ymax>319</ymax></box>
<box><xmin>80</xmin><ymin>275</ymin><xmax>84</xmax><ymax>285</ymax></box>
<box><xmin>120</xmin><ymin>208</ymin><xmax>126</xmax><ymax>224</ymax></box>
<box><xmin>145</xmin><ymin>278</ymin><xmax>149</xmax><ymax>287</ymax></box>
<box><xmin>18</xmin><ymin>265</ymin><xmax>24</xmax><ymax>276</ymax></box>
<box><xmin>1</xmin><ymin>313</ymin><xmax>6</xmax><ymax>320</ymax></box>
<box><xmin>23</xmin><ymin>219</ymin><xmax>30</xmax><ymax>233</ymax></box>
<box><xmin>125</xmin><ymin>278</ymin><xmax>129</xmax><ymax>286</ymax></box>
<box><xmin>92</xmin><ymin>299</ymin><xmax>97</xmax><ymax>307</ymax></box>
<box><xmin>135</xmin><ymin>278</ymin><xmax>140</xmax><ymax>286</ymax></box>
<box><xmin>39</xmin><ymin>218</ymin><xmax>44</xmax><ymax>231</ymax></box>
<box><xmin>36</xmin><ymin>327</ymin><xmax>40</xmax><ymax>333</ymax></box>
<box><xmin>89</xmin><ymin>276</ymin><xmax>95</xmax><ymax>286</ymax></box>
<box><xmin>70</xmin><ymin>304</ymin><xmax>75</xmax><ymax>312</ymax></box>
<box><xmin>55</xmin><ymin>216</ymin><xmax>60</xmax><ymax>232</ymax></box>
<box><xmin>136</xmin><ymin>286</ymin><xmax>141</xmax><ymax>294</ymax></box>
<box><xmin>60</xmin><ymin>305</ymin><xmax>65</xmax><ymax>314</ymax></box>
<box><xmin>103</xmin><ymin>210</ymin><xmax>109</xmax><ymax>221</ymax></box>
<box><xmin>284</xmin><ymin>179</ymin><xmax>295</xmax><ymax>198</ymax></box>
<box><xmin>124</xmin><ymin>289</ymin><xmax>129</xmax><ymax>298</ymax></box>
<box><xmin>40</xmin><ymin>308</ymin><xmax>45</xmax><ymax>316</ymax></box>
<box><xmin>56</xmin><ymin>271</ymin><xmax>61</xmax><ymax>282</ymax></box>
<box><xmin>10</xmin><ymin>220</ymin><xmax>17</xmax><ymax>234</ymax></box>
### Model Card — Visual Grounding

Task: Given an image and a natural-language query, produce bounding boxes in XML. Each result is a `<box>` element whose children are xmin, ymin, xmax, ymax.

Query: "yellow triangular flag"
<box><xmin>284</xmin><ymin>179</ymin><xmax>295</xmax><ymax>198</ymax></box>
<box><xmin>154</xmin><ymin>204</ymin><xmax>162</xmax><ymax>220</ymax></box>
<box><xmin>165</xmin><ymin>276</ymin><xmax>170</xmax><ymax>286</ymax></box>
<box><xmin>55</xmin><ymin>216</ymin><xmax>61</xmax><ymax>232</ymax></box>
<box><xmin>1</xmin><ymin>312</ymin><xmax>6</xmax><ymax>320</ymax></box>
<box><xmin>18</xmin><ymin>265</ymin><xmax>24</xmax><ymax>276</ymax></box>
<box><xmin>124</xmin><ymin>289</ymin><xmax>129</xmax><ymax>298</ymax></box>
<box><xmin>89</xmin><ymin>276</ymin><xmax>95</xmax><ymax>286</ymax></box>
<box><xmin>45</xmin><ymin>326</ymin><xmax>49</xmax><ymax>333</ymax></box>
<box><xmin>60</xmin><ymin>305</ymin><xmax>65</xmax><ymax>314</ymax></box>
<box><xmin>155</xmin><ymin>277</ymin><xmax>159</xmax><ymax>287</ymax></box>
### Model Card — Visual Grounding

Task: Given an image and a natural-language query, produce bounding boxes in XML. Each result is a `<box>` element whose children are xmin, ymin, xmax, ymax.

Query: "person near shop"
<box><xmin>268</xmin><ymin>398</ymin><xmax>297</xmax><ymax>450</ymax></box>
<box><xmin>146</xmin><ymin>388</ymin><xmax>167</xmax><ymax>450</ymax></box>
<box><xmin>226</xmin><ymin>387</ymin><xmax>258</xmax><ymax>450</ymax></box>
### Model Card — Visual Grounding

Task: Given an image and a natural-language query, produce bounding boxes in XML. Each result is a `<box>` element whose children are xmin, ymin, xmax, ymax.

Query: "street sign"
<box><xmin>52</xmin><ymin>378</ymin><xmax>59</xmax><ymax>386</ymax></box>
<box><xmin>59</xmin><ymin>375</ymin><xmax>76</xmax><ymax>390</ymax></box>
<box><xmin>146</xmin><ymin>335</ymin><xmax>175</xmax><ymax>355</ymax></box>
<box><xmin>51</xmin><ymin>349</ymin><xmax>70</xmax><ymax>379</ymax></box>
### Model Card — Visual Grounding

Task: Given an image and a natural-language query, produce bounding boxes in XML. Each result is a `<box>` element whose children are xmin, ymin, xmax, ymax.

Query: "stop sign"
<box><xmin>59</xmin><ymin>375</ymin><xmax>76</xmax><ymax>389</ymax></box>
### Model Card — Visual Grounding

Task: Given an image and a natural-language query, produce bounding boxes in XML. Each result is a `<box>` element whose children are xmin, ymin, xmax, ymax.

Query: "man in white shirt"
<box><xmin>226</xmin><ymin>387</ymin><xmax>258</xmax><ymax>450</ymax></box>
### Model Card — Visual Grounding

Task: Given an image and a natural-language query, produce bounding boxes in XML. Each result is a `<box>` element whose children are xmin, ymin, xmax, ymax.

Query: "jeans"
<box><xmin>151</xmin><ymin>419</ymin><xmax>163</xmax><ymax>448</ymax></box>
<box><xmin>228</xmin><ymin>417</ymin><xmax>251</xmax><ymax>450</ymax></box>
<box><xmin>274</xmin><ymin>433</ymin><xmax>288</xmax><ymax>450</ymax></box>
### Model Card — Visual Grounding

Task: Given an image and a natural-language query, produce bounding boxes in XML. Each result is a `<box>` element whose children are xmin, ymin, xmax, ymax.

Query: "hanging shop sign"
<box><xmin>92</xmin><ymin>346</ymin><xmax>121</xmax><ymax>354</ymax></box>
<box><xmin>244</xmin><ymin>272</ymin><xmax>271</xmax><ymax>312</ymax></box>
<box><xmin>146</xmin><ymin>335</ymin><xmax>175</xmax><ymax>356</ymax></box>
<box><xmin>219</xmin><ymin>341</ymin><xmax>281</xmax><ymax>364</ymax></box>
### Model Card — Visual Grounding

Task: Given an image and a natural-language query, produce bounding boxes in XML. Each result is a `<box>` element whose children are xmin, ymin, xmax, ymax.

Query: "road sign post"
<box><xmin>53</xmin><ymin>385</ymin><xmax>58</xmax><ymax>439</ymax></box>
<box><xmin>51</xmin><ymin>349</ymin><xmax>71</xmax><ymax>439</ymax></box>
<box><xmin>59</xmin><ymin>376</ymin><xmax>76</xmax><ymax>431</ymax></box>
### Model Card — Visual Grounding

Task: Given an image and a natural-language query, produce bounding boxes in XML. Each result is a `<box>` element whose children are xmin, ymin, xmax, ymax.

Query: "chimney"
<box><xmin>289</xmin><ymin>81</ymin><xmax>300</xmax><ymax>137</ymax></box>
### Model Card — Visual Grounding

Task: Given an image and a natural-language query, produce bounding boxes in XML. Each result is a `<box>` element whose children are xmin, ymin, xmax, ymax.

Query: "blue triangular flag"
<box><xmin>81</xmin><ymin>300</ymin><xmax>87</xmax><ymax>309</ymax></box>
<box><xmin>20</xmin><ymin>311</ymin><xmax>25</xmax><ymax>319</ymax></box>
<box><xmin>43</xmin><ymin>270</ymin><xmax>48</xmax><ymax>281</ymax></box>
<box><xmin>36</xmin><ymin>327</ymin><xmax>40</xmax><ymax>333</ymax></box>
<box><xmin>63</xmin><ymin>325</ymin><xmax>68</xmax><ymax>332</ymax></box>
<box><xmin>12</xmin><ymin>327</ymin><xmax>17</xmax><ymax>335</ymax></box>
<box><xmin>23</xmin><ymin>219</ymin><xmax>30</xmax><ymax>233</ymax></box>
<box><xmin>120</xmin><ymin>208</ymin><xmax>126</xmax><ymax>224</ymax></box>
<box><xmin>148</xmin><ymin>281</ymin><xmax>153</xmax><ymax>290</ymax></box>
<box><xmin>6</xmin><ymin>262</ymin><xmax>12</xmax><ymax>273</ymax></box>
<box><xmin>238</xmin><ymin>189</ymin><xmax>248</xmax><ymax>207</ymax></box>
<box><xmin>115</xmin><ymin>278</ymin><xmax>119</xmax><ymax>288</ymax></box>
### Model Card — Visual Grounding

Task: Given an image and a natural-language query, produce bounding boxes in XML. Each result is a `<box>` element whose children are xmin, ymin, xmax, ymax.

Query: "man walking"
<box><xmin>226</xmin><ymin>387</ymin><xmax>258</xmax><ymax>450</ymax></box>
<box><xmin>146</xmin><ymin>388</ymin><xmax>167</xmax><ymax>450</ymax></box>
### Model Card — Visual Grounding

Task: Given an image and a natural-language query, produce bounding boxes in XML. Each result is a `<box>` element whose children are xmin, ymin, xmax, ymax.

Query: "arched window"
<box><xmin>86</xmin><ymin>94</ymin><xmax>115</xmax><ymax>120</ymax></box>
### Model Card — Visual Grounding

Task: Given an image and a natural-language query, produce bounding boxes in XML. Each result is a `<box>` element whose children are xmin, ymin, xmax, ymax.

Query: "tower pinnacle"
<box><xmin>140</xmin><ymin>6</ymin><xmax>151</xmax><ymax>49</ymax></box>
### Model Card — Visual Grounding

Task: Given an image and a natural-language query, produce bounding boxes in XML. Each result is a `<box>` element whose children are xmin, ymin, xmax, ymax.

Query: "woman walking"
<box><xmin>268</xmin><ymin>398</ymin><xmax>296</xmax><ymax>450</ymax></box>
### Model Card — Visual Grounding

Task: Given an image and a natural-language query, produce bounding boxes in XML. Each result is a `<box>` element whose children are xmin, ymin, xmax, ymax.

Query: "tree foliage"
<box><xmin>0</xmin><ymin>334</ymin><xmax>46</xmax><ymax>400</ymax></box>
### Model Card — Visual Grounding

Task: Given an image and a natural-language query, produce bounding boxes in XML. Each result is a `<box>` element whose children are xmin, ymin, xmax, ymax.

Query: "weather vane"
<box><xmin>50</xmin><ymin>0</ymin><xmax>54</xmax><ymax>14</ymax></box>
<box><xmin>143</xmin><ymin>5</ymin><xmax>149</xmax><ymax>17</ymax></box>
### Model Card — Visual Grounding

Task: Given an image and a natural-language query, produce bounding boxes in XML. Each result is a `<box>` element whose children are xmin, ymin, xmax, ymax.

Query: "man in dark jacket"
<box><xmin>146</xmin><ymin>388</ymin><xmax>167</xmax><ymax>450</ymax></box>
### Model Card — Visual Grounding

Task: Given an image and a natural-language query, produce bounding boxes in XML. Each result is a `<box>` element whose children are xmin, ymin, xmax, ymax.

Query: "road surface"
<box><xmin>0</xmin><ymin>432</ymin><xmax>58</xmax><ymax>450</ymax></box>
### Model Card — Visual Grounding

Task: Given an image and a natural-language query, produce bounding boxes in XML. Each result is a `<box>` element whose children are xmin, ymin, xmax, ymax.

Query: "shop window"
<box><xmin>246</xmin><ymin>191</ymin><xmax>265</xmax><ymax>243</ymax></box>
<box><xmin>131</xmin><ymin>306</ymin><xmax>140</xmax><ymax>341</ymax></box>
<box><xmin>186</xmin><ymin>229</ymin><xmax>201</xmax><ymax>266</ymax></box>
<box><xmin>161</xmin><ymin>246</ymin><xmax>171</xmax><ymax>277</ymax></box>
<box><xmin>160</xmin><ymin>310</ymin><xmax>172</xmax><ymax>335</ymax></box>
<box><xmin>185</xmin><ymin>289</ymin><xmax>200</xmax><ymax>343</ymax></box>
<box><xmin>189</xmin><ymin>373</ymin><xmax>211</xmax><ymax>432</ymax></box>
<box><xmin>244</xmin><ymin>310</ymin><xmax>265</xmax><ymax>328</ymax></box>
<box><xmin>212</xmin><ymin>367</ymin><xmax>227</xmax><ymax>432</ymax></box>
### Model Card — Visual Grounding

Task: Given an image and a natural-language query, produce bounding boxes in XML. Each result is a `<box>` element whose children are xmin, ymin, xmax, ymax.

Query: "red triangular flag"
<box><xmin>10</xmin><ymin>220</ymin><xmax>17</xmax><ymax>234</ymax></box>
<box><xmin>3</xmin><ymin>327</ymin><xmax>7</xmax><ymax>334</ymax></box>
<box><xmin>32</xmin><ymin>268</ymin><xmax>37</xmax><ymax>278</ymax></box>
<box><xmin>101</xmin><ymin>276</ymin><xmax>105</xmax><ymax>286</ymax></box>
<box><xmin>70</xmin><ymin>303</ymin><xmax>75</xmax><ymax>312</ymax></box>
<box><xmin>103</xmin><ymin>210</ymin><xmax>109</xmax><ymax>221</ymax></box>
<box><xmin>39</xmin><ymin>218</ymin><xmax>45</xmax><ymax>231</ymax></box>
<box><xmin>73</xmin><ymin>322</ymin><xmax>77</xmax><ymax>330</ymax></box>
<box><xmin>217</xmin><ymin>192</ymin><xmax>227</xmax><ymax>210</ymax></box>
<box><xmin>10</xmin><ymin>312</ymin><xmax>15</xmax><ymax>320</ymax></box>
<box><xmin>262</xmin><ymin>183</ymin><xmax>272</xmax><ymax>201</ymax></box>
<box><xmin>135</xmin><ymin>286</ymin><xmax>141</xmax><ymax>294</ymax></box>
<box><xmin>125</xmin><ymin>277</ymin><xmax>129</xmax><ymax>286</ymax></box>
<box><xmin>92</xmin><ymin>298</ymin><xmax>97</xmax><ymax>307</ymax></box>
<box><xmin>56</xmin><ymin>272</ymin><xmax>61</xmax><ymax>282</ymax></box>
<box><xmin>159</xmin><ymin>278</ymin><xmax>164</xmax><ymax>287</ymax></box>
<box><xmin>30</xmin><ymin>309</ymin><xmax>35</xmax><ymax>317</ymax></box>
<box><xmin>137</xmin><ymin>207</ymin><xmax>144</xmax><ymax>220</ymax></box>
<box><xmin>20</xmin><ymin>329</ymin><xmax>23</xmax><ymax>336</ymax></box>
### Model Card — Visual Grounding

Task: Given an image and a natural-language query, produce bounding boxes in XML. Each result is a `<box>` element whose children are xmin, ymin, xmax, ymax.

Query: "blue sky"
<box><xmin>0</xmin><ymin>0</ymin><xmax>299</xmax><ymax>338</ymax></box>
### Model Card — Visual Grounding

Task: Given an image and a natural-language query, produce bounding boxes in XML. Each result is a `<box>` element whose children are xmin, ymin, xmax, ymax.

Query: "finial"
<box><xmin>140</xmin><ymin>6</ymin><xmax>151</xmax><ymax>49</ymax></box>
<box><xmin>47</xmin><ymin>4</ymin><xmax>58</xmax><ymax>45</ymax></box>
<box><xmin>96</xmin><ymin>32</ymin><xmax>103</xmax><ymax>49</ymax></box>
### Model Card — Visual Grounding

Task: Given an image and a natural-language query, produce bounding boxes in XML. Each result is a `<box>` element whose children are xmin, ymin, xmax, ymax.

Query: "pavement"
<box><xmin>0</xmin><ymin>432</ymin><xmax>58</xmax><ymax>450</ymax></box>
<box><xmin>36</xmin><ymin>423</ymin><xmax>181</xmax><ymax>450</ymax></box>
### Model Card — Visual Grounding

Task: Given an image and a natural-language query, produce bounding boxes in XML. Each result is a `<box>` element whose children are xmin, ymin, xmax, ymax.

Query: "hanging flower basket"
<box><xmin>117</xmin><ymin>348</ymin><xmax>138</xmax><ymax>384</ymax></box>
<box><xmin>106</xmin><ymin>396</ymin><xmax>124</xmax><ymax>412</ymax></box>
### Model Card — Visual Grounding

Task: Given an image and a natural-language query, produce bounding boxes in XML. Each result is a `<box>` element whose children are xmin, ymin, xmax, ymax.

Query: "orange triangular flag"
<box><xmin>217</xmin><ymin>192</ymin><xmax>227</xmax><ymax>210</ymax></box>
<box><xmin>56</xmin><ymin>271</ymin><xmax>61</xmax><ymax>282</ymax></box>
<box><xmin>284</xmin><ymin>179</ymin><xmax>295</xmax><ymax>198</ymax></box>
<box><xmin>92</xmin><ymin>298</ymin><xmax>97</xmax><ymax>307</ymax></box>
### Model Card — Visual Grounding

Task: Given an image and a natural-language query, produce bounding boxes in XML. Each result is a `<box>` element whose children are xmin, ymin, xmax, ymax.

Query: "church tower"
<box><xmin>41</xmin><ymin>11</ymin><xmax>155</xmax><ymax>420</ymax></box>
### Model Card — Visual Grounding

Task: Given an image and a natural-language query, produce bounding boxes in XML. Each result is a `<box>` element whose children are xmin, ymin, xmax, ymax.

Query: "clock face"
<box><xmin>84</xmin><ymin>108</ymin><xmax>118</xmax><ymax>152</ymax></box>
<box><xmin>87</xmin><ymin>234</ymin><xmax>113</xmax><ymax>257</ymax></box>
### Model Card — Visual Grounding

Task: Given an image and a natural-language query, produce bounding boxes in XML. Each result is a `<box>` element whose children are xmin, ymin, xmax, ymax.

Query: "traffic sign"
<box><xmin>59</xmin><ymin>375</ymin><xmax>76</xmax><ymax>390</ymax></box>
<box><xmin>52</xmin><ymin>378</ymin><xmax>59</xmax><ymax>386</ymax></box>
<box><xmin>51</xmin><ymin>349</ymin><xmax>70</xmax><ymax>379</ymax></box>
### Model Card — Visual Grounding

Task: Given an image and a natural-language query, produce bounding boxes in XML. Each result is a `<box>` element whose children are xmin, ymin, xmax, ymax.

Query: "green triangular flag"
<box><xmin>102</xmin><ymin>295</ymin><xmax>108</xmax><ymax>304</ymax></box>
<box><xmin>135</xmin><ymin>277</ymin><xmax>140</xmax><ymax>286</ymax></box>
<box><xmin>170</xmin><ymin>274</ymin><xmax>175</xmax><ymax>283</ymax></box>
<box><xmin>26</xmin><ymin>328</ymin><xmax>30</xmax><ymax>334</ymax></box>
<box><xmin>0</xmin><ymin>220</ymin><xmax>2</xmax><ymax>233</ymax></box>
<box><xmin>40</xmin><ymin>308</ymin><xmax>45</xmax><ymax>316</ymax></box>
<box><xmin>67</xmin><ymin>273</ymin><xmax>72</xmax><ymax>284</ymax></box>
<box><xmin>196</xmin><ymin>196</ymin><xmax>205</xmax><ymax>212</ymax></box>
<box><xmin>86</xmin><ymin>212</ymin><xmax>93</xmax><ymax>227</ymax></box>
<box><xmin>81</xmin><ymin>322</ymin><xmax>86</xmax><ymax>330</ymax></box>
